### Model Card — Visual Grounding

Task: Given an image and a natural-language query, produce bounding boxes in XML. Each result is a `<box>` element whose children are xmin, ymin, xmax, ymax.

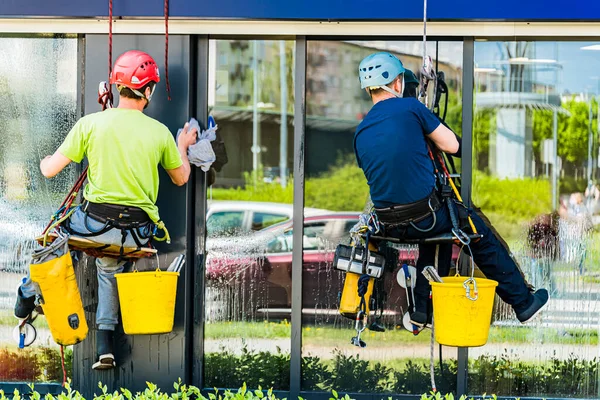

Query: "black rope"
<box><xmin>357</xmin><ymin>274</ymin><xmax>371</xmax><ymax>297</ymax></box>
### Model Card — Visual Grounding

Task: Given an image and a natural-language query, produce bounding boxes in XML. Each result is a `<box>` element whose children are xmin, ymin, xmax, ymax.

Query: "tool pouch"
<box><xmin>30</xmin><ymin>234</ymin><xmax>88</xmax><ymax>346</ymax></box>
<box><xmin>338</xmin><ymin>272</ymin><xmax>374</xmax><ymax>320</ymax></box>
<box><xmin>333</xmin><ymin>244</ymin><xmax>385</xmax><ymax>278</ymax></box>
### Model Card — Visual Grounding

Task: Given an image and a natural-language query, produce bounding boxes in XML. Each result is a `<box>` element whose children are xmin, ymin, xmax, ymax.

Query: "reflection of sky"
<box><xmin>475</xmin><ymin>41</ymin><xmax>600</xmax><ymax>95</ymax></box>
<box><xmin>345</xmin><ymin>40</ymin><xmax>463</xmax><ymax>68</ymax></box>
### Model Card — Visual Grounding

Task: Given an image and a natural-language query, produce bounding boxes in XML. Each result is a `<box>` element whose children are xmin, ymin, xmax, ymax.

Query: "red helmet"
<box><xmin>109</xmin><ymin>50</ymin><xmax>160</xmax><ymax>90</ymax></box>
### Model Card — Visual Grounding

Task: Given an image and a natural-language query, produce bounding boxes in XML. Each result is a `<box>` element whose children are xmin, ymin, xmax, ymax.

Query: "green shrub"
<box><xmin>0</xmin><ymin>347</ymin><xmax>72</xmax><ymax>383</ymax></box>
<box><xmin>204</xmin><ymin>346</ymin><xmax>290</xmax><ymax>390</ymax></box>
<box><xmin>202</xmin><ymin>344</ymin><xmax>599</xmax><ymax>398</ymax></box>
<box><xmin>0</xmin><ymin>380</ymin><xmax>500</xmax><ymax>400</ymax></box>
<box><xmin>212</xmin><ymin>160</ymin><xmax>554</xmax><ymax>224</ymax></box>
<box><xmin>472</xmin><ymin>172</ymin><xmax>552</xmax><ymax>223</ymax></box>
<box><xmin>210</xmin><ymin>160</ymin><xmax>368</xmax><ymax>212</ymax></box>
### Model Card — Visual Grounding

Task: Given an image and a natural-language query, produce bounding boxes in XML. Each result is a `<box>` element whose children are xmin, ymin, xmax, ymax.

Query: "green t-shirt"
<box><xmin>58</xmin><ymin>108</ymin><xmax>183</xmax><ymax>223</ymax></box>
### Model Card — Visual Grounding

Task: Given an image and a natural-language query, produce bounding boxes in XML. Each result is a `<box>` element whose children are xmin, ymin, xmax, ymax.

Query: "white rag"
<box><xmin>176</xmin><ymin>117</ymin><xmax>218</xmax><ymax>172</ymax></box>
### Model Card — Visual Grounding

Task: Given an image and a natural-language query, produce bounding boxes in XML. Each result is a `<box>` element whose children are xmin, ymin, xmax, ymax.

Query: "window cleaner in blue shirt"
<box><xmin>354</xmin><ymin>52</ymin><xmax>549</xmax><ymax>327</ymax></box>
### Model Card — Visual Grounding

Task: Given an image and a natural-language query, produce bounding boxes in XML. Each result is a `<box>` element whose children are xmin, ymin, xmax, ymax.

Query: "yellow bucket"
<box><xmin>430</xmin><ymin>276</ymin><xmax>498</xmax><ymax>347</ymax></box>
<box><xmin>115</xmin><ymin>269</ymin><xmax>179</xmax><ymax>335</ymax></box>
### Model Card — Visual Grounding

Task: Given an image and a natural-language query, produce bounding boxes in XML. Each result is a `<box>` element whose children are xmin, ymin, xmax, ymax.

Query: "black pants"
<box><xmin>388</xmin><ymin>201</ymin><xmax>534</xmax><ymax>315</ymax></box>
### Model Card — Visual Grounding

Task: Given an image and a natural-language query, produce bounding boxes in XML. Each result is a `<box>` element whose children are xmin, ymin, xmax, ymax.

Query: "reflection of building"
<box><xmin>210</xmin><ymin>40</ymin><xmax>464</xmax><ymax>186</ymax></box>
<box><xmin>475</xmin><ymin>43</ymin><xmax>563</xmax><ymax>179</ymax></box>
<box><xmin>307</xmin><ymin>41</ymin><xmax>462</xmax><ymax>120</ymax></box>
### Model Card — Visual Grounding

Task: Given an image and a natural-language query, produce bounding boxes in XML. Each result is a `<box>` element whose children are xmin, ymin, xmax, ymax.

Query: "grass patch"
<box><xmin>204</xmin><ymin>321</ymin><xmax>598</xmax><ymax>346</ymax></box>
<box><xmin>0</xmin><ymin>310</ymin><xmax>49</xmax><ymax>329</ymax></box>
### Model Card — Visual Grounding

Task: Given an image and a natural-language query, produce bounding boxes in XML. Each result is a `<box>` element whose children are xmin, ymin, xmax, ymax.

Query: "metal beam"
<box><xmin>457</xmin><ymin>36</ymin><xmax>475</xmax><ymax>397</ymax></box>
<box><xmin>192</xmin><ymin>35</ymin><xmax>210</xmax><ymax>388</ymax></box>
<box><xmin>290</xmin><ymin>36</ymin><xmax>307</xmax><ymax>398</ymax></box>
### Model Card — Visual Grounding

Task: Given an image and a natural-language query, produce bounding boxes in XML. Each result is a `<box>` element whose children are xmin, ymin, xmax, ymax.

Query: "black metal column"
<box><xmin>192</xmin><ymin>35</ymin><xmax>210</xmax><ymax>389</ymax></box>
<box><xmin>457</xmin><ymin>36</ymin><xmax>475</xmax><ymax>397</ymax></box>
<box><xmin>74</xmin><ymin>34</ymin><xmax>193</xmax><ymax>397</ymax></box>
<box><xmin>289</xmin><ymin>36</ymin><xmax>307</xmax><ymax>399</ymax></box>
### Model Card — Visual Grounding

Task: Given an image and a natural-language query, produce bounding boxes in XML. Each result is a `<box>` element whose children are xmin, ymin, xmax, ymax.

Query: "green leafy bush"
<box><xmin>211</xmin><ymin>160</ymin><xmax>369</xmax><ymax>212</ymax></box>
<box><xmin>203</xmin><ymin>344</ymin><xmax>598</xmax><ymax>398</ymax></box>
<box><xmin>0</xmin><ymin>380</ymin><xmax>500</xmax><ymax>400</ymax></box>
<box><xmin>204</xmin><ymin>346</ymin><xmax>290</xmax><ymax>390</ymax></box>
<box><xmin>0</xmin><ymin>347</ymin><xmax>72</xmax><ymax>383</ymax></box>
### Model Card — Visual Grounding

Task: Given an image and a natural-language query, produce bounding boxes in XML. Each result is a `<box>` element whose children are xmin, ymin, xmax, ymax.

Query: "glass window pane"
<box><xmin>252</xmin><ymin>212</ymin><xmax>289</xmax><ymax>231</ymax></box>
<box><xmin>207</xmin><ymin>211</ymin><xmax>245</xmax><ymax>236</ymax></box>
<box><xmin>303</xmin><ymin>40</ymin><xmax>463</xmax><ymax>395</ymax></box>
<box><xmin>471</xmin><ymin>40</ymin><xmax>600</xmax><ymax>398</ymax></box>
<box><xmin>204</xmin><ymin>39</ymin><xmax>295</xmax><ymax>391</ymax></box>
<box><xmin>0</xmin><ymin>36</ymin><xmax>78</xmax><ymax>383</ymax></box>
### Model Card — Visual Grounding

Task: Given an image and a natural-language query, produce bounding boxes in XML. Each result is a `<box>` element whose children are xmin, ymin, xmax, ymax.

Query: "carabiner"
<box><xmin>463</xmin><ymin>278</ymin><xmax>479</xmax><ymax>301</ymax></box>
<box><xmin>452</xmin><ymin>228</ymin><xmax>471</xmax><ymax>246</ymax></box>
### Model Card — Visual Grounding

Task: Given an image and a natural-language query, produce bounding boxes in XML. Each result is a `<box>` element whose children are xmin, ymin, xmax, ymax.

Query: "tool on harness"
<box><xmin>335</xmin><ymin>244</ymin><xmax>380</xmax><ymax>320</ymax></box>
<box><xmin>334</xmin><ymin>243</ymin><xmax>385</xmax><ymax>279</ymax></box>
<box><xmin>335</xmin><ymin>226</ymin><xmax>390</xmax><ymax>347</ymax></box>
<box><xmin>13</xmin><ymin>279</ymin><xmax>40</xmax><ymax>349</ymax></box>
<box><xmin>28</xmin><ymin>232</ymin><xmax>89</xmax><ymax>346</ymax></box>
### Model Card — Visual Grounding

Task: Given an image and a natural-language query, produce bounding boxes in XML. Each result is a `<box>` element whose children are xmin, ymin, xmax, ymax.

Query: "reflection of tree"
<box><xmin>220</xmin><ymin>41</ymin><xmax>294</xmax><ymax>113</ymax></box>
<box><xmin>473</xmin><ymin>109</ymin><xmax>497</xmax><ymax>172</ymax></box>
<box><xmin>474</xmin><ymin>96</ymin><xmax>598</xmax><ymax>187</ymax></box>
<box><xmin>532</xmin><ymin>98</ymin><xmax>597</xmax><ymax>174</ymax></box>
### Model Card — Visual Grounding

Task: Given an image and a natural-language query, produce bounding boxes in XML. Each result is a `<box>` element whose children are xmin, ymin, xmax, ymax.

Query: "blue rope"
<box><xmin>357</xmin><ymin>274</ymin><xmax>371</xmax><ymax>297</ymax></box>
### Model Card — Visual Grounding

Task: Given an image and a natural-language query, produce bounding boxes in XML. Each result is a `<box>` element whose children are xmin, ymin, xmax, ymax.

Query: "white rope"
<box><xmin>423</xmin><ymin>0</ymin><xmax>427</xmax><ymax>66</ymax></box>
<box><xmin>430</xmin><ymin>316</ymin><xmax>437</xmax><ymax>392</ymax></box>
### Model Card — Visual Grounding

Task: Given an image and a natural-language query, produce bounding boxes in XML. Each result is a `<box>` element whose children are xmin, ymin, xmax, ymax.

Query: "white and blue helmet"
<box><xmin>358</xmin><ymin>52</ymin><xmax>405</xmax><ymax>97</ymax></box>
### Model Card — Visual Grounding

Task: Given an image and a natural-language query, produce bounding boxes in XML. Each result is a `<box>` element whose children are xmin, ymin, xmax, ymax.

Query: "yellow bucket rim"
<box><xmin>430</xmin><ymin>276</ymin><xmax>498</xmax><ymax>288</ymax></box>
<box><xmin>115</xmin><ymin>270</ymin><xmax>180</xmax><ymax>279</ymax></box>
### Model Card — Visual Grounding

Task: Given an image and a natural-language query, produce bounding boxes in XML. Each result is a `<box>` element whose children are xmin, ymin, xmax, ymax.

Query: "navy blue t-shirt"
<box><xmin>354</xmin><ymin>97</ymin><xmax>441</xmax><ymax>208</ymax></box>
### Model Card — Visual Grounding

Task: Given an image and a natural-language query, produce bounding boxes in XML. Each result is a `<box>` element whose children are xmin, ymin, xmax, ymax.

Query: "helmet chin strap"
<box><xmin>118</xmin><ymin>84</ymin><xmax>157</xmax><ymax>102</ymax></box>
<box><xmin>370</xmin><ymin>75</ymin><xmax>405</xmax><ymax>98</ymax></box>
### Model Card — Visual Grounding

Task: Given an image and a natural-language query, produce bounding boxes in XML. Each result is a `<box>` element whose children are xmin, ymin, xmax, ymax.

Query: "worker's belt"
<box><xmin>374</xmin><ymin>190</ymin><xmax>441</xmax><ymax>227</ymax></box>
<box><xmin>82</xmin><ymin>200</ymin><xmax>152</xmax><ymax>229</ymax></box>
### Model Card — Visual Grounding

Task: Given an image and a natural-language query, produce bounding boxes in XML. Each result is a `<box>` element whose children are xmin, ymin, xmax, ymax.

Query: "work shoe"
<box><xmin>516</xmin><ymin>289</ymin><xmax>549</xmax><ymax>323</ymax></box>
<box><xmin>409</xmin><ymin>311</ymin><xmax>431</xmax><ymax>328</ymax></box>
<box><xmin>92</xmin><ymin>330</ymin><xmax>116</xmax><ymax>370</ymax></box>
<box><xmin>14</xmin><ymin>288</ymin><xmax>36</xmax><ymax>319</ymax></box>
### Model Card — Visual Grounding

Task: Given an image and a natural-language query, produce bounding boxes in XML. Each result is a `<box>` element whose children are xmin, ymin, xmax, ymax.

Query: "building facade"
<box><xmin>1</xmin><ymin>2</ymin><xmax>600</xmax><ymax>399</ymax></box>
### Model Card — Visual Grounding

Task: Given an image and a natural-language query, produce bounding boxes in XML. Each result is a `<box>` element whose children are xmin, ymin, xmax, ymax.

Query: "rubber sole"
<box><xmin>519</xmin><ymin>294</ymin><xmax>550</xmax><ymax>324</ymax></box>
<box><xmin>92</xmin><ymin>353</ymin><xmax>115</xmax><ymax>370</ymax></box>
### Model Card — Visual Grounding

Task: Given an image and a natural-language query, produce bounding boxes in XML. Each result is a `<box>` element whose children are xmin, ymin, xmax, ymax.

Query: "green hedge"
<box><xmin>0</xmin><ymin>347</ymin><xmax>72</xmax><ymax>383</ymax></box>
<box><xmin>211</xmin><ymin>161</ymin><xmax>369</xmax><ymax>212</ymax></box>
<box><xmin>0</xmin><ymin>381</ymin><xmax>497</xmax><ymax>400</ymax></box>
<box><xmin>203</xmin><ymin>345</ymin><xmax>598</xmax><ymax>398</ymax></box>
<box><xmin>211</xmin><ymin>162</ymin><xmax>553</xmax><ymax>226</ymax></box>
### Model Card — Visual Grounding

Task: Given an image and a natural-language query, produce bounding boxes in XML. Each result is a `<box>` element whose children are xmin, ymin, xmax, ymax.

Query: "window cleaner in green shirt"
<box><xmin>14</xmin><ymin>50</ymin><xmax>197</xmax><ymax>370</ymax></box>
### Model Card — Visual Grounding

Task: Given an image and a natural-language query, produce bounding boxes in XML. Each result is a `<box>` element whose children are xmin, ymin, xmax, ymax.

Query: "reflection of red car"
<box><xmin>205</xmin><ymin>213</ymin><xmax>460</xmax><ymax>325</ymax></box>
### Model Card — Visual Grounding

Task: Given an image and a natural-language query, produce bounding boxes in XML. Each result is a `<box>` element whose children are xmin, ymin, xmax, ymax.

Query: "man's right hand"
<box><xmin>177</xmin><ymin>122</ymin><xmax>198</xmax><ymax>150</ymax></box>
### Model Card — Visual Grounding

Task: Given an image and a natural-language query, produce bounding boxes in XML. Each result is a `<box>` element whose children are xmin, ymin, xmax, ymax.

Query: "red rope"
<box><xmin>60</xmin><ymin>345</ymin><xmax>67</xmax><ymax>387</ymax></box>
<box><xmin>108</xmin><ymin>0</ymin><xmax>113</xmax><ymax>100</ymax></box>
<box><xmin>98</xmin><ymin>0</ymin><xmax>114</xmax><ymax>110</ymax></box>
<box><xmin>164</xmin><ymin>0</ymin><xmax>171</xmax><ymax>101</ymax></box>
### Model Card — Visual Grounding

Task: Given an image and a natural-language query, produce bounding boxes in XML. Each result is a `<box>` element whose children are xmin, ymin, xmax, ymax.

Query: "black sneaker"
<box><xmin>409</xmin><ymin>311</ymin><xmax>430</xmax><ymax>327</ymax></box>
<box><xmin>14</xmin><ymin>288</ymin><xmax>36</xmax><ymax>319</ymax></box>
<box><xmin>92</xmin><ymin>330</ymin><xmax>116</xmax><ymax>370</ymax></box>
<box><xmin>516</xmin><ymin>289</ymin><xmax>549</xmax><ymax>323</ymax></box>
